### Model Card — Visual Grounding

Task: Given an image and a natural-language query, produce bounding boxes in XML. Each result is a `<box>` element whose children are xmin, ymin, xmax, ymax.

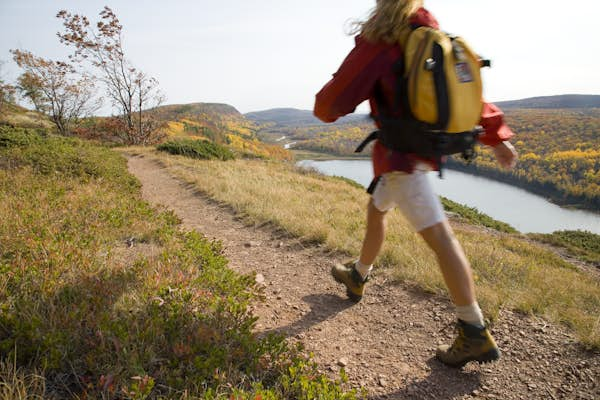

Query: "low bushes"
<box><xmin>0</xmin><ymin>126</ymin><xmax>138</xmax><ymax>189</ymax></box>
<box><xmin>440</xmin><ymin>196</ymin><xmax>518</xmax><ymax>233</ymax></box>
<box><xmin>157</xmin><ymin>139</ymin><xmax>235</xmax><ymax>161</ymax></box>
<box><xmin>0</xmin><ymin>128</ymin><xmax>358</xmax><ymax>399</ymax></box>
<box><xmin>528</xmin><ymin>230</ymin><xmax>600</xmax><ymax>265</ymax></box>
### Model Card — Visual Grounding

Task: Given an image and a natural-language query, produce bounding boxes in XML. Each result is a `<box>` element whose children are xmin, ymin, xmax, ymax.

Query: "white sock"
<box><xmin>455</xmin><ymin>302</ymin><xmax>485</xmax><ymax>327</ymax></box>
<box><xmin>354</xmin><ymin>260</ymin><xmax>372</xmax><ymax>280</ymax></box>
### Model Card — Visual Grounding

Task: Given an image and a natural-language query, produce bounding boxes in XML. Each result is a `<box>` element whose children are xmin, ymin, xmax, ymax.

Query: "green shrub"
<box><xmin>529</xmin><ymin>230</ymin><xmax>600</xmax><ymax>264</ymax></box>
<box><xmin>0</xmin><ymin>126</ymin><xmax>138</xmax><ymax>191</ymax></box>
<box><xmin>440</xmin><ymin>196</ymin><xmax>518</xmax><ymax>233</ymax></box>
<box><xmin>0</xmin><ymin>126</ymin><xmax>45</xmax><ymax>147</ymax></box>
<box><xmin>332</xmin><ymin>175</ymin><xmax>364</xmax><ymax>189</ymax></box>
<box><xmin>157</xmin><ymin>139</ymin><xmax>235</xmax><ymax>161</ymax></box>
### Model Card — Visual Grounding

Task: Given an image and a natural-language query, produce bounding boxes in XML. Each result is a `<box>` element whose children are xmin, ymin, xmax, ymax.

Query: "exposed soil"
<box><xmin>127</xmin><ymin>154</ymin><xmax>599</xmax><ymax>400</ymax></box>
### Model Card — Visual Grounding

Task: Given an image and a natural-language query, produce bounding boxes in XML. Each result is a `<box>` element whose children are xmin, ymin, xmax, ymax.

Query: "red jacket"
<box><xmin>314</xmin><ymin>8</ymin><xmax>514</xmax><ymax>178</ymax></box>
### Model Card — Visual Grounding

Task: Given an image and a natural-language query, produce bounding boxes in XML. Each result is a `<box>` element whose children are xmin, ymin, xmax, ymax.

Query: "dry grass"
<box><xmin>135</xmin><ymin>148</ymin><xmax>600</xmax><ymax>348</ymax></box>
<box><xmin>0</xmin><ymin>358</ymin><xmax>46</xmax><ymax>400</ymax></box>
<box><xmin>0</xmin><ymin>105</ymin><xmax>53</xmax><ymax>130</ymax></box>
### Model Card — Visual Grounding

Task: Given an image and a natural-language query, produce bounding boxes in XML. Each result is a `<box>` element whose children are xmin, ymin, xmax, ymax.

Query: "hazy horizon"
<box><xmin>184</xmin><ymin>94</ymin><xmax>600</xmax><ymax>115</ymax></box>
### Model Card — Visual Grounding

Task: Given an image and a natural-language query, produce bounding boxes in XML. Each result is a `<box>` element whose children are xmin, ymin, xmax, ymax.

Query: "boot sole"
<box><xmin>440</xmin><ymin>348</ymin><xmax>501</xmax><ymax>368</ymax></box>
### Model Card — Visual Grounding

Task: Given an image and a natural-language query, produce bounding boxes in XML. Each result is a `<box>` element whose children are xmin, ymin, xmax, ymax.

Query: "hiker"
<box><xmin>313</xmin><ymin>0</ymin><xmax>518</xmax><ymax>367</ymax></box>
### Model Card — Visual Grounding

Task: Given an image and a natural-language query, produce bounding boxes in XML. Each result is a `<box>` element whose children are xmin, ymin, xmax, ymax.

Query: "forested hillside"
<box><xmin>266</xmin><ymin>121</ymin><xmax>373</xmax><ymax>155</ymax></box>
<box><xmin>449</xmin><ymin>108</ymin><xmax>600</xmax><ymax>210</ymax></box>
<box><xmin>247</xmin><ymin>108</ymin><xmax>372</xmax><ymax>154</ymax></box>
<box><xmin>245</xmin><ymin>107</ymin><xmax>369</xmax><ymax>127</ymax></box>
<box><xmin>151</xmin><ymin>102</ymin><xmax>254</xmax><ymax>141</ymax></box>
<box><xmin>496</xmin><ymin>95</ymin><xmax>600</xmax><ymax>109</ymax></box>
<box><xmin>150</xmin><ymin>102</ymin><xmax>292</xmax><ymax>160</ymax></box>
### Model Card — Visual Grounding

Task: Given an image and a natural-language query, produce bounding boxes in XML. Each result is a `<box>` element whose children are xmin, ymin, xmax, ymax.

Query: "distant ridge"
<box><xmin>495</xmin><ymin>94</ymin><xmax>600</xmax><ymax>109</ymax></box>
<box><xmin>245</xmin><ymin>108</ymin><xmax>369</xmax><ymax>126</ymax></box>
<box><xmin>150</xmin><ymin>102</ymin><xmax>242</xmax><ymax>120</ymax></box>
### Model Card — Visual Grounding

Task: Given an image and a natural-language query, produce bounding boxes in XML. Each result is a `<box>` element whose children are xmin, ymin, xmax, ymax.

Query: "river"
<box><xmin>297</xmin><ymin>159</ymin><xmax>600</xmax><ymax>234</ymax></box>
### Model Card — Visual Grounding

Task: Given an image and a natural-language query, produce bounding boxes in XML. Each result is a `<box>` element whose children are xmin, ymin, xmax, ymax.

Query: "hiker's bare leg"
<box><xmin>359</xmin><ymin>199</ymin><xmax>387</xmax><ymax>266</ymax></box>
<box><xmin>419</xmin><ymin>219</ymin><xmax>476</xmax><ymax>307</ymax></box>
<box><xmin>423</xmin><ymin>220</ymin><xmax>497</xmax><ymax>366</ymax></box>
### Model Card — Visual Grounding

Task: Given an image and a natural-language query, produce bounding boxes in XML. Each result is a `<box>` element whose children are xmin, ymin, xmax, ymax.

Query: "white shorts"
<box><xmin>371</xmin><ymin>167</ymin><xmax>446</xmax><ymax>232</ymax></box>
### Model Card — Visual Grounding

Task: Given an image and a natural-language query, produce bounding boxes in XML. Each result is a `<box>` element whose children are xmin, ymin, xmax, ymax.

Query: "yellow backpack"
<box><xmin>404</xmin><ymin>26</ymin><xmax>485</xmax><ymax>133</ymax></box>
<box><xmin>355</xmin><ymin>26</ymin><xmax>490</xmax><ymax>175</ymax></box>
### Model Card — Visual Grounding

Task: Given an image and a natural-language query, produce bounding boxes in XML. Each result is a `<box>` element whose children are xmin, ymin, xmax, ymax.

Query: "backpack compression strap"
<box><xmin>355</xmin><ymin>131</ymin><xmax>379</xmax><ymax>153</ymax></box>
<box><xmin>354</xmin><ymin>64</ymin><xmax>405</xmax><ymax>155</ymax></box>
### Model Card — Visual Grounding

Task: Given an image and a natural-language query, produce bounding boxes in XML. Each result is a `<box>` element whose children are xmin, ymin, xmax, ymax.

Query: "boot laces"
<box><xmin>449</xmin><ymin>326</ymin><xmax>468</xmax><ymax>353</ymax></box>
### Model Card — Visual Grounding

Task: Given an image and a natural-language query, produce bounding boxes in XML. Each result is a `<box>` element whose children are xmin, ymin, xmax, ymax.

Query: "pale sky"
<box><xmin>1</xmin><ymin>0</ymin><xmax>599</xmax><ymax>114</ymax></box>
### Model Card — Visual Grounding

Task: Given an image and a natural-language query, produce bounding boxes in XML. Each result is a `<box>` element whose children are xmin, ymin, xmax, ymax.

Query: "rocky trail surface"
<box><xmin>127</xmin><ymin>154</ymin><xmax>599</xmax><ymax>400</ymax></box>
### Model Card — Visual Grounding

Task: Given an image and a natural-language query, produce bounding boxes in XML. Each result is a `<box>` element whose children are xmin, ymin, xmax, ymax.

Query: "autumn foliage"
<box><xmin>0</xmin><ymin>62</ymin><xmax>16</xmax><ymax>115</ymax></box>
<box><xmin>11</xmin><ymin>49</ymin><xmax>99</xmax><ymax>135</ymax></box>
<box><xmin>154</xmin><ymin>103</ymin><xmax>292</xmax><ymax>161</ymax></box>
<box><xmin>57</xmin><ymin>7</ymin><xmax>165</xmax><ymax>144</ymax></box>
<box><xmin>449</xmin><ymin>108</ymin><xmax>600</xmax><ymax>210</ymax></box>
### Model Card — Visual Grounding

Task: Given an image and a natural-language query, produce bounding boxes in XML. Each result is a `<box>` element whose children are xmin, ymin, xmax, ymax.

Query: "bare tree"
<box><xmin>131</xmin><ymin>71</ymin><xmax>166</xmax><ymax>144</ymax></box>
<box><xmin>57</xmin><ymin>7</ymin><xmax>165</xmax><ymax>144</ymax></box>
<box><xmin>11</xmin><ymin>49</ymin><xmax>100</xmax><ymax>135</ymax></box>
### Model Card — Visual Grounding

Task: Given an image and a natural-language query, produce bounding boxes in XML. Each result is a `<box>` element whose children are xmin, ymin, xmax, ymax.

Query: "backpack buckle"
<box><xmin>424</xmin><ymin>58</ymin><xmax>437</xmax><ymax>71</ymax></box>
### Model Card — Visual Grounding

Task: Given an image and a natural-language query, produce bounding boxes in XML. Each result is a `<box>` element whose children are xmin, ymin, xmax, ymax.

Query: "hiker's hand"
<box><xmin>493</xmin><ymin>141</ymin><xmax>518</xmax><ymax>169</ymax></box>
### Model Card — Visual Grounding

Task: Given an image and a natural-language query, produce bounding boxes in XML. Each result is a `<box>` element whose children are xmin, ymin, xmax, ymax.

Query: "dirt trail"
<box><xmin>127</xmin><ymin>154</ymin><xmax>599</xmax><ymax>400</ymax></box>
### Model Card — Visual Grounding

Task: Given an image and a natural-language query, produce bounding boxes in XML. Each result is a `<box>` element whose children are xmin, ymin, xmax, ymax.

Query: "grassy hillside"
<box><xmin>528</xmin><ymin>230</ymin><xmax>600</xmax><ymax>265</ymax></box>
<box><xmin>0</xmin><ymin>102</ymin><xmax>54</xmax><ymax>130</ymax></box>
<box><xmin>151</xmin><ymin>102</ymin><xmax>251</xmax><ymax>140</ymax></box>
<box><xmin>1</xmin><ymin>99</ymin><xmax>292</xmax><ymax>161</ymax></box>
<box><xmin>139</xmin><ymin>148</ymin><xmax>600</xmax><ymax>349</ymax></box>
<box><xmin>2</xmin><ymin>125</ymin><xmax>597</xmax><ymax>398</ymax></box>
<box><xmin>0</xmin><ymin>127</ymin><xmax>357</xmax><ymax>399</ymax></box>
<box><xmin>151</xmin><ymin>102</ymin><xmax>292</xmax><ymax>161</ymax></box>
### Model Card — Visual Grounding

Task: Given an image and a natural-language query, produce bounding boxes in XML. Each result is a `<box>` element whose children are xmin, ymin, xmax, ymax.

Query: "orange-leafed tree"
<box><xmin>57</xmin><ymin>7</ymin><xmax>165</xmax><ymax>144</ymax></box>
<box><xmin>0</xmin><ymin>60</ymin><xmax>16</xmax><ymax>115</ymax></box>
<box><xmin>11</xmin><ymin>49</ymin><xmax>99</xmax><ymax>134</ymax></box>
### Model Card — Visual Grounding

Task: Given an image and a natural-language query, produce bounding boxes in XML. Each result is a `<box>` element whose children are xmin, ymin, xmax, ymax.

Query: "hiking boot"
<box><xmin>436</xmin><ymin>319</ymin><xmax>500</xmax><ymax>368</ymax></box>
<box><xmin>331</xmin><ymin>261</ymin><xmax>368</xmax><ymax>302</ymax></box>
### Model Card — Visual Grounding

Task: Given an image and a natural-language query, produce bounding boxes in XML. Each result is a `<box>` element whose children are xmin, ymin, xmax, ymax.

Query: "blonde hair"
<box><xmin>353</xmin><ymin>0</ymin><xmax>424</xmax><ymax>44</ymax></box>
